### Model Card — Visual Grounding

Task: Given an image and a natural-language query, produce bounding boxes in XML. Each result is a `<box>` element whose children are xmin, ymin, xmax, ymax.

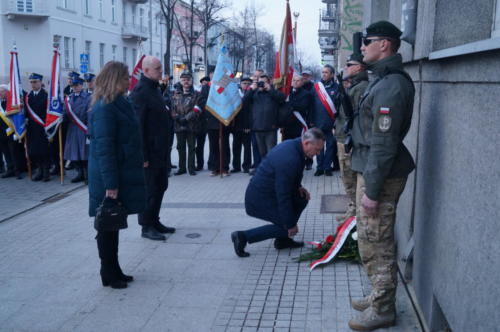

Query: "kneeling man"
<box><xmin>231</xmin><ymin>128</ymin><xmax>325</xmax><ymax>257</ymax></box>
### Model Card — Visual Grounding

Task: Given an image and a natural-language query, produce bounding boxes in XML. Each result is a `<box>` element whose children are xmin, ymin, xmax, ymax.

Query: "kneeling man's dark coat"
<box><xmin>245</xmin><ymin>138</ymin><xmax>307</xmax><ymax>229</ymax></box>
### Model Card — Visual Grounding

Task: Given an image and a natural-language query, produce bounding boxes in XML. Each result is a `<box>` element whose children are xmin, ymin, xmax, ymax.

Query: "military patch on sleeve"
<box><xmin>379</xmin><ymin>107</ymin><xmax>390</xmax><ymax>114</ymax></box>
<box><xmin>378</xmin><ymin>115</ymin><xmax>392</xmax><ymax>132</ymax></box>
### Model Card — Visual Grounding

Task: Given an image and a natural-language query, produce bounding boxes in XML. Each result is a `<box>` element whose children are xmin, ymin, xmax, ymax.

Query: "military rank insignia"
<box><xmin>379</xmin><ymin>107</ymin><xmax>390</xmax><ymax>114</ymax></box>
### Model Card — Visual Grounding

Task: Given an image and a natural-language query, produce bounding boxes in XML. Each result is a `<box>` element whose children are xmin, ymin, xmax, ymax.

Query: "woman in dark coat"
<box><xmin>88</xmin><ymin>61</ymin><xmax>146</xmax><ymax>289</ymax></box>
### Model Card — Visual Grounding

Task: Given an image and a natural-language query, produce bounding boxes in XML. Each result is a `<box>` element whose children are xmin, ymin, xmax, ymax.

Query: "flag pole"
<box><xmin>219</xmin><ymin>122</ymin><xmax>223</xmax><ymax>178</ymax></box>
<box><xmin>58</xmin><ymin>125</ymin><xmax>63</xmax><ymax>184</ymax></box>
<box><xmin>23</xmin><ymin>136</ymin><xmax>32</xmax><ymax>179</ymax></box>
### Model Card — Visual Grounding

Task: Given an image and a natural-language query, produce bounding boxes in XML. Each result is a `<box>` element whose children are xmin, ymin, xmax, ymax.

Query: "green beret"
<box><xmin>347</xmin><ymin>53</ymin><xmax>365</xmax><ymax>65</ymax></box>
<box><xmin>365</xmin><ymin>20</ymin><xmax>402</xmax><ymax>39</ymax></box>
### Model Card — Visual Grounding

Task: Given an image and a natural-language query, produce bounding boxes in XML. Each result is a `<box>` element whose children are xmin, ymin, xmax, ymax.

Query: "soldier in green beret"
<box><xmin>348</xmin><ymin>20</ymin><xmax>416</xmax><ymax>331</ymax></box>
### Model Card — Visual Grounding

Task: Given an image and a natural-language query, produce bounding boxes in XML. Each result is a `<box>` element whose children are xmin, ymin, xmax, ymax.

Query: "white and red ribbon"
<box><xmin>293</xmin><ymin>111</ymin><xmax>308</xmax><ymax>133</ymax></box>
<box><xmin>24</xmin><ymin>94</ymin><xmax>45</xmax><ymax>127</ymax></box>
<box><xmin>64</xmin><ymin>96</ymin><xmax>87</xmax><ymax>134</ymax></box>
<box><xmin>314</xmin><ymin>82</ymin><xmax>336</xmax><ymax>120</ymax></box>
<box><xmin>309</xmin><ymin>216</ymin><xmax>357</xmax><ymax>271</ymax></box>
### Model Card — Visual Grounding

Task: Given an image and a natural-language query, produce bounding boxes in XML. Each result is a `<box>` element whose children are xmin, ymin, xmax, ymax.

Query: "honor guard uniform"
<box><xmin>84</xmin><ymin>73</ymin><xmax>95</xmax><ymax>94</ymax></box>
<box><xmin>64</xmin><ymin>77</ymin><xmax>91</xmax><ymax>183</ymax></box>
<box><xmin>348</xmin><ymin>21</ymin><xmax>416</xmax><ymax>331</ymax></box>
<box><xmin>26</xmin><ymin>73</ymin><xmax>51</xmax><ymax>181</ymax></box>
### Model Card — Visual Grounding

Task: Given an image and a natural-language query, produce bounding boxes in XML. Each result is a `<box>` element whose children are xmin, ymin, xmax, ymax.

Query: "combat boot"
<box><xmin>348</xmin><ymin>306</ymin><xmax>395</xmax><ymax>331</ymax></box>
<box><xmin>351</xmin><ymin>295</ymin><xmax>371</xmax><ymax>311</ymax></box>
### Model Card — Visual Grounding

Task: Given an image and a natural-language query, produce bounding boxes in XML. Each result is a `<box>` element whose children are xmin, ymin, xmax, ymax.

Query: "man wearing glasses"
<box><xmin>335</xmin><ymin>54</ymin><xmax>368</xmax><ymax>224</ymax></box>
<box><xmin>348</xmin><ymin>21</ymin><xmax>416</xmax><ymax>331</ymax></box>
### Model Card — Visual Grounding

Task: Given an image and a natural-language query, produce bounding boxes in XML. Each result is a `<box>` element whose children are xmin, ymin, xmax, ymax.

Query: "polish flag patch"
<box><xmin>379</xmin><ymin>107</ymin><xmax>390</xmax><ymax>114</ymax></box>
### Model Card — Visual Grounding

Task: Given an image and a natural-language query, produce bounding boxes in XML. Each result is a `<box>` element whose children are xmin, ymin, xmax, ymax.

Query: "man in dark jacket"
<box><xmin>282</xmin><ymin>74</ymin><xmax>312</xmax><ymax>141</ymax></box>
<box><xmin>26</xmin><ymin>73</ymin><xmax>51</xmax><ymax>181</ymax></box>
<box><xmin>171</xmin><ymin>71</ymin><xmax>203</xmax><ymax>176</ymax></box>
<box><xmin>231</xmin><ymin>128</ymin><xmax>325</xmax><ymax>257</ymax></box>
<box><xmin>243</xmin><ymin>75</ymin><xmax>286</xmax><ymax>159</ymax></box>
<box><xmin>230</xmin><ymin>77</ymin><xmax>252</xmax><ymax>173</ymax></box>
<box><xmin>129</xmin><ymin>56</ymin><xmax>175</xmax><ymax>241</ymax></box>
<box><xmin>311</xmin><ymin>64</ymin><xmax>340</xmax><ymax>176</ymax></box>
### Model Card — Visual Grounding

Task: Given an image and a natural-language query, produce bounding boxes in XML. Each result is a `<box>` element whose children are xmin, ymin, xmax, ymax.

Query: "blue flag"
<box><xmin>206</xmin><ymin>45</ymin><xmax>242</xmax><ymax>126</ymax></box>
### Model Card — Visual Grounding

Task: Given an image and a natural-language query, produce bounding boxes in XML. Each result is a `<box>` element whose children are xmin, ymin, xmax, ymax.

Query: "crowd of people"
<box><xmin>1</xmin><ymin>19</ymin><xmax>416</xmax><ymax>331</ymax></box>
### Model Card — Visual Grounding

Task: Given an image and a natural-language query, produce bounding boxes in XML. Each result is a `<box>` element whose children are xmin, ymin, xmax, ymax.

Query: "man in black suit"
<box><xmin>26</xmin><ymin>73</ymin><xmax>51</xmax><ymax>181</ymax></box>
<box><xmin>130</xmin><ymin>56</ymin><xmax>175</xmax><ymax>241</ymax></box>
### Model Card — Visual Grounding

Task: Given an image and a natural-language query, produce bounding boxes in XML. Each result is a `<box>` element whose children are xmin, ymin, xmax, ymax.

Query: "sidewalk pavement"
<box><xmin>0</xmin><ymin>168</ymin><xmax>81</xmax><ymax>222</ymax></box>
<box><xmin>0</xmin><ymin>161</ymin><xmax>421</xmax><ymax>331</ymax></box>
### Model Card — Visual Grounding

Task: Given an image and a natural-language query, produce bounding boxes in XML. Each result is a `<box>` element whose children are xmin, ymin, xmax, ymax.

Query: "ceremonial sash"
<box><xmin>24</xmin><ymin>94</ymin><xmax>45</xmax><ymax>127</ymax></box>
<box><xmin>64</xmin><ymin>96</ymin><xmax>87</xmax><ymax>134</ymax></box>
<box><xmin>309</xmin><ymin>216</ymin><xmax>357</xmax><ymax>271</ymax></box>
<box><xmin>293</xmin><ymin>111</ymin><xmax>308</xmax><ymax>133</ymax></box>
<box><xmin>314</xmin><ymin>82</ymin><xmax>336</xmax><ymax>120</ymax></box>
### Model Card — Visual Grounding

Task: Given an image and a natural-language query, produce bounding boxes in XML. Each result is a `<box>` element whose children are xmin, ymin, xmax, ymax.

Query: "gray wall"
<box><xmin>363</xmin><ymin>0</ymin><xmax>500</xmax><ymax>331</ymax></box>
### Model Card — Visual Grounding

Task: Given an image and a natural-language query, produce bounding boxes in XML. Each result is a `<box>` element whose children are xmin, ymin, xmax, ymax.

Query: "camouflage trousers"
<box><xmin>337</xmin><ymin>142</ymin><xmax>357</xmax><ymax>220</ymax></box>
<box><xmin>355</xmin><ymin>173</ymin><xmax>407</xmax><ymax>314</ymax></box>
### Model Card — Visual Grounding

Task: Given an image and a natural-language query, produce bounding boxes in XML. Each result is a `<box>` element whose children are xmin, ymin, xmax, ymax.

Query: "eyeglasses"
<box><xmin>346</xmin><ymin>63</ymin><xmax>359</xmax><ymax>67</ymax></box>
<box><xmin>362</xmin><ymin>38</ymin><xmax>388</xmax><ymax>46</ymax></box>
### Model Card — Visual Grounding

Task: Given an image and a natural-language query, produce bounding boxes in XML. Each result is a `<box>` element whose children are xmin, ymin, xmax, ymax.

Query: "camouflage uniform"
<box><xmin>351</xmin><ymin>54</ymin><xmax>415</xmax><ymax>314</ymax></box>
<box><xmin>336</xmin><ymin>71</ymin><xmax>368</xmax><ymax>221</ymax></box>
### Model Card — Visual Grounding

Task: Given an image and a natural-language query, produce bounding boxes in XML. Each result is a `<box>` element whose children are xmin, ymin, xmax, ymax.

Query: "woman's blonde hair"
<box><xmin>92</xmin><ymin>61</ymin><xmax>129</xmax><ymax>105</ymax></box>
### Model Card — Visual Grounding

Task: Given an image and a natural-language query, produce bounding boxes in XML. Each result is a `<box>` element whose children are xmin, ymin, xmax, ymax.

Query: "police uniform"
<box><xmin>84</xmin><ymin>73</ymin><xmax>95</xmax><ymax>94</ymax></box>
<box><xmin>64</xmin><ymin>77</ymin><xmax>91</xmax><ymax>183</ymax></box>
<box><xmin>336</xmin><ymin>54</ymin><xmax>368</xmax><ymax>221</ymax></box>
<box><xmin>26</xmin><ymin>73</ymin><xmax>51</xmax><ymax>181</ymax></box>
<box><xmin>349</xmin><ymin>21</ymin><xmax>416</xmax><ymax>330</ymax></box>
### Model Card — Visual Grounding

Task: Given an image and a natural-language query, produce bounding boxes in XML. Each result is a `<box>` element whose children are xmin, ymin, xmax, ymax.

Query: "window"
<box><xmin>98</xmin><ymin>0</ymin><xmax>103</xmax><ymax>19</ymax></box>
<box><xmin>17</xmin><ymin>0</ymin><xmax>33</xmax><ymax>13</ymax></box>
<box><xmin>99</xmin><ymin>43</ymin><xmax>105</xmax><ymax>69</ymax></box>
<box><xmin>64</xmin><ymin>37</ymin><xmax>70</xmax><ymax>68</ymax></box>
<box><xmin>132</xmin><ymin>48</ymin><xmax>137</xmax><ymax>68</ymax></box>
<box><xmin>58</xmin><ymin>0</ymin><xmax>73</xmax><ymax>10</ymax></box>
<box><xmin>84</xmin><ymin>0</ymin><xmax>90</xmax><ymax>15</ymax></box>
<box><xmin>72</xmin><ymin>38</ymin><xmax>76</xmax><ymax>68</ymax></box>
<box><xmin>123</xmin><ymin>47</ymin><xmax>128</xmax><ymax>65</ymax></box>
<box><xmin>122</xmin><ymin>3</ymin><xmax>127</xmax><ymax>24</ymax></box>
<box><xmin>111</xmin><ymin>0</ymin><xmax>116</xmax><ymax>23</ymax></box>
<box><xmin>132</xmin><ymin>5</ymin><xmax>136</xmax><ymax>24</ymax></box>
<box><xmin>140</xmin><ymin>8</ymin><xmax>144</xmax><ymax>28</ymax></box>
<box><xmin>85</xmin><ymin>41</ymin><xmax>92</xmax><ymax>69</ymax></box>
<box><xmin>112</xmin><ymin>45</ymin><xmax>117</xmax><ymax>61</ymax></box>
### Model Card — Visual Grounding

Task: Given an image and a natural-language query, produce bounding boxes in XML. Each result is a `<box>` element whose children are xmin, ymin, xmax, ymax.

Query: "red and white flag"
<box><xmin>129</xmin><ymin>54</ymin><xmax>145</xmax><ymax>92</ymax></box>
<box><xmin>44</xmin><ymin>47</ymin><xmax>64</xmax><ymax>140</ymax></box>
<box><xmin>273</xmin><ymin>0</ymin><xmax>294</xmax><ymax>97</ymax></box>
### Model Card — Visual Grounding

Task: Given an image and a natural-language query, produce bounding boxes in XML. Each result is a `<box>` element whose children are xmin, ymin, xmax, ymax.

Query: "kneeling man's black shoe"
<box><xmin>154</xmin><ymin>222</ymin><xmax>176</xmax><ymax>234</ymax></box>
<box><xmin>274</xmin><ymin>237</ymin><xmax>304</xmax><ymax>249</ymax></box>
<box><xmin>142</xmin><ymin>226</ymin><xmax>166</xmax><ymax>241</ymax></box>
<box><xmin>231</xmin><ymin>231</ymin><xmax>250</xmax><ymax>257</ymax></box>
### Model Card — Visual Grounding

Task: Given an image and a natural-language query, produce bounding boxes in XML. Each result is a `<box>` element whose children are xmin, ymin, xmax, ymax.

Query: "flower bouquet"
<box><xmin>293</xmin><ymin>216</ymin><xmax>360</xmax><ymax>270</ymax></box>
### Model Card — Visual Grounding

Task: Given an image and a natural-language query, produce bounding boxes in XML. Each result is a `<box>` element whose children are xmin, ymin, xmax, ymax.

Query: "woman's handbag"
<box><xmin>94</xmin><ymin>197</ymin><xmax>128</xmax><ymax>231</ymax></box>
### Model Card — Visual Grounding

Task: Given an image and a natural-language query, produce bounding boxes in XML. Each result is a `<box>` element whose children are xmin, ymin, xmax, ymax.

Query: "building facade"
<box><xmin>0</xmin><ymin>0</ymin><xmax>204</xmax><ymax>87</ymax></box>
<box><xmin>359</xmin><ymin>1</ymin><xmax>500</xmax><ymax>331</ymax></box>
<box><xmin>318</xmin><ymin>0</ymin><xmax>340</xmax><ymax>66</ymax></box>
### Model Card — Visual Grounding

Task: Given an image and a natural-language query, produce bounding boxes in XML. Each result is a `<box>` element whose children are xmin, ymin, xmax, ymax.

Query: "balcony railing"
<box><xmin>321</xmin><ymin>9</ymin><xmax>336</xmax><ymax>21</ymax></box>
<box><xmin>121</xmin><ymin>23</ymin><xmax>148</xmax><ymax>40</ymax></box>
<box><xmin>4</xmin><ymin>0</ymin><xmax>49</xmax><ymax>18</ymax></box>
